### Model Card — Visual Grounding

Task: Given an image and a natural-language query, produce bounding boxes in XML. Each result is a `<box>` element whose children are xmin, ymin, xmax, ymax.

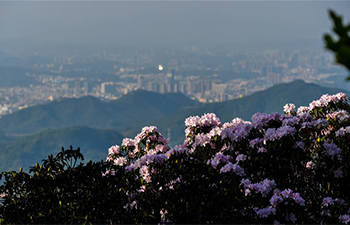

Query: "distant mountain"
<box><xmin>0</xmin><ymin>90</ymin><xmax>200</xmax><ymax>135</ymax></box>
<box><xmin>124</xmin><ymin>80</ymin><xmax>348</xmax><ymax>145</ymax></box>
<box><xmin>116</xmin><ymin>89</ymin><xmax>198</xmax><ymax>116</ymax></box>
<box><xmin>0</xmin><ymin>126</ymin><xmax>124</xmax><ymax>172</ymax></box>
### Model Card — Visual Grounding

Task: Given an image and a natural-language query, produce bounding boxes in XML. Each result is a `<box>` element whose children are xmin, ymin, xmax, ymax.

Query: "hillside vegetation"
<box><xmin>0</xmin><ymin>126</ymin><xmax>123</xmax><ymax>172</ymax></box>
<box><xmin>0</xmin><ymin>91</ymin><xmax>199</xmax><ymax>135</ymax></box>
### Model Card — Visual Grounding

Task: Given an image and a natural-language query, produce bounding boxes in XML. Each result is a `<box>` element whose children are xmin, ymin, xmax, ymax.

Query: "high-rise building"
<box><xmin>159</xmin><ymin>83</ymin><xmax>166</xmax><ymax>94</ymax></box>
<box><xmin>262</xmin><ymin>66</ymin><xmax>272</xmax><ymax>77</ymax></box>
<box><xmin>179</xmin><ymin>83</ymin><xmax>187</xmax><ymax>94</ymax></box>
<box><xmin>212</xmin><ymin>83</ymin><xmax>226</xmax><ymax>96</ymax></box>
<box><xmin>268</xmin><ymin>73</ymin><xmax>282</xmax><ymax>86</ymax></box>
<box><xmin>83</xmin><ymin>80</ymin><xmax>89</xmax><ymax>95</ymax></box>
<box><xmin>101</xmin><ymin>82</ymin><xmax>116</xmax><ymax>95</ymax></box>
<box><xmin>74</xmin><ymin>80</ymin><xmax>80</xmax><ymax>97</ymax></box>
<box><xmin>166</xmin><ymin>69</ymin><xmax>175</xmax><ymax>92</ymax></box>
<box><xmin>138</xmin><ymin>75</ymin><xmax>144</xmax><ymax>89</ymax></box>
<box><xmin>150</xmin><ymin>82</ymin><xmax>160</xmax><ymax>93</ymax></box>
<box><xmin>289</xmin><ymin>54</ymin><xmax>299</xmax><ymax>69</ymax></box>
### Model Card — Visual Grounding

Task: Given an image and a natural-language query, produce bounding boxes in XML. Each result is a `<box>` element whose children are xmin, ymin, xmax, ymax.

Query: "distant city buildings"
<box><xmin>0</xmin><ymin>46</ymin><xmax>346</xmax><ymax>117</ymax></box>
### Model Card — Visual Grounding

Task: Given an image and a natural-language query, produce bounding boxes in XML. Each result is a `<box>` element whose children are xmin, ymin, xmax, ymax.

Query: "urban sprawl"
<box><xmin>0</xmin><ymin>46</ymin><xmax>347</xmax><ymax>117</ymax></box>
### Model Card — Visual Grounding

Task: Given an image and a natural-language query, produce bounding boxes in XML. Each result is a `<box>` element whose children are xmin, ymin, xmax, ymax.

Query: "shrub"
<box><xmin>0</xmin><ymin>146</ymin><xmax>131</xmax><ymax>224</ymax></box>
<box><xmin>103</xmin><ymin>92</ymin><xmax>350</xmax><ymax>224</ymax></box>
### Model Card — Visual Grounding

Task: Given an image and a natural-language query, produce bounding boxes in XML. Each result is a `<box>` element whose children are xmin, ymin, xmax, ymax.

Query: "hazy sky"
<box><xmin>0</xmin><ymin>1</ymin><xmax>349</xmax><ymax>49</ymax></box>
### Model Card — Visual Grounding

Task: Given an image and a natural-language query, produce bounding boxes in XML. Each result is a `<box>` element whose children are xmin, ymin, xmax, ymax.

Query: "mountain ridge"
<box><xmin>0</xmin><ymin>90</ymin><xmax>199</xmax><ymax>135</ymax></box>
<box><xmin>0</xmin><ymin>125</ymin><xmax>124</xmax><ymax>172</ymax></box>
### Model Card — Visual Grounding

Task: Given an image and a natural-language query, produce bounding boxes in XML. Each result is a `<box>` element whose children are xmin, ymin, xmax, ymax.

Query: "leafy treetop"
<box><xmin>324</xmin><ymin>10</ymin><xmax>350</xmax><ymax>80</ymax></box>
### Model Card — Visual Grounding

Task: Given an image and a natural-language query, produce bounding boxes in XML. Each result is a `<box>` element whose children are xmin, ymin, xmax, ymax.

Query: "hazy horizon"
<box><xmin>0</xmin><ymin>1</ymin><xmax>349</xmax><ymax>52</ymax></box>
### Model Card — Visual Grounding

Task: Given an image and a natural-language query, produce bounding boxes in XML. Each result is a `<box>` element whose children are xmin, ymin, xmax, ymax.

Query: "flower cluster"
<box><xmin>308</xmin><ymin>92</ymin><xmax>347</xmax><ymax>111</ymax></box>
<box><xmin>241</xmin><ymin>178</ymin><xmax>276</xmax><ymax>197</ymax></box>
<box><xmin>283</xmin><ymin>103</ymin><xmax>296</xmax><ymax>115</ymax></box>
<box><xmin>107</xmin><ymin>126</ymin><xmax>169</xmax><ymax>167</ymax></box>
<box><xmin>336</xmin><ymin>126</ymin><xmax>350</xmax><ymax>137</ymax></box>
<box><xmin>104</xmin><ymin>92</ymin><xmax>350</xmax><ymax>224</ymax></box>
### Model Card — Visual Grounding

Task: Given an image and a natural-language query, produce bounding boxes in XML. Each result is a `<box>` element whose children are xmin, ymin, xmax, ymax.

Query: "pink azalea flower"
<box><xmin>108</xmin><ymin>145</ymin><xmax>120</xmax><ymax>156</ymax></box>
<box><xmin>283</xmin><ymin>103</ymin><xmax>296</xmax><ymax>114</ymax></box>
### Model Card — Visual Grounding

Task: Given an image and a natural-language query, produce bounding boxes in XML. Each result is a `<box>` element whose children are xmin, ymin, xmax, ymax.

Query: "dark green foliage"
<box><xmin>0</xmin><ymin>146</ymin><xmax>131</xmax><ymax>224</ymax></box>
<box><xmin>324</xmin><ymin>10</ymin><xmax>350</xmax><ymax>80</ymax></box>
<box><xmin>157</xmin><ymin>149</ymin><xmax>246</xmax><ymax>223</ymax></box>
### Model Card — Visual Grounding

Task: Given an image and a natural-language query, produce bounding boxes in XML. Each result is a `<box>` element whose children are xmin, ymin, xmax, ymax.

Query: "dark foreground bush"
<box><xmin>0</xmin><ymin>147</ymin><xmax>133</xmax><ymax>224</ymax></box>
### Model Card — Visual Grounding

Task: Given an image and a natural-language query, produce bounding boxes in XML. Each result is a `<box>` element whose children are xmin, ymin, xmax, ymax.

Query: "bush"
<box><xmin>0</xmin><ymin>146</ymin><xmax>131</xmax><ymax>224</ymax></box>
<box><xmin>103</xmin><ymin>92</ymin><xmax>350</xmax><ymax>224</ymax></box>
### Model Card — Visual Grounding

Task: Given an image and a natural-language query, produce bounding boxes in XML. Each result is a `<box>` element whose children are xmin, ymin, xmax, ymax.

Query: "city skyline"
<box><xmin>0</xmin><ymin>45</ymin><xmax>348</xmax><ymax>118</ymax></box>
